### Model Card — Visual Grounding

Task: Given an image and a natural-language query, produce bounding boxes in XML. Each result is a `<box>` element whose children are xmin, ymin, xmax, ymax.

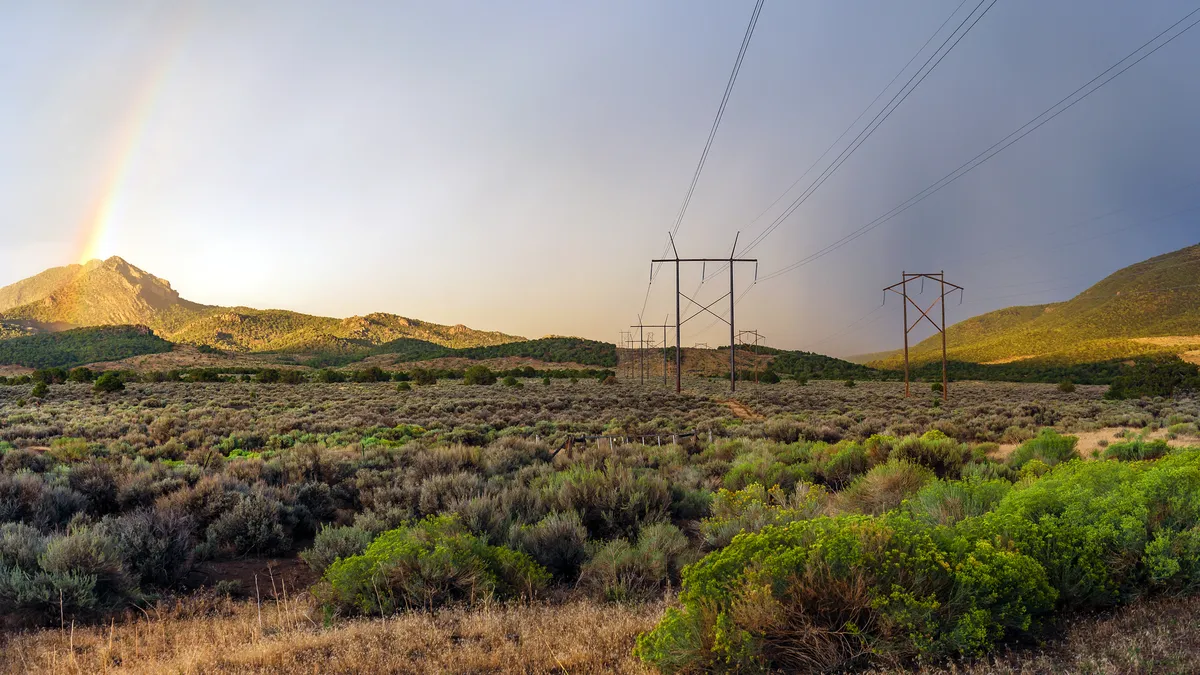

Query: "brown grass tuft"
<box><xmin>0</xmin><ymin>594</ymin><xmax>661</xmax><ymax>674</ymax></box>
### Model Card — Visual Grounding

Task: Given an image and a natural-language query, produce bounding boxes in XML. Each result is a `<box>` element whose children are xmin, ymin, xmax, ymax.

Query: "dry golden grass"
<box><xmin>0</xmin><ymin>595</ymin><xmax>660</xmax><ymax>675</ymax></box>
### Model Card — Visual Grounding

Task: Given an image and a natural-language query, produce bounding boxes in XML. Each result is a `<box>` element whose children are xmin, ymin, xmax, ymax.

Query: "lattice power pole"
<box><xmin>632</xmin><ymin>322</ymin><xmax>673</xmax><ymax>386</ymax></box>
<box><xmin>653</xmin><ymin>233</ymin><xmax>757</xmax><ymax>393</ymax></box>
<box><xmin>618</xmin><ymin>330</ymin><xmax>635</xmax><ymax>380</ymax></box>
<box><xmin>883</xmin><ymin>271</ymin><xmax>963</xmax><ymax>400</ymax></box>
<box><xmin>737</xmin><ymin>329</ymin><xmax>764</xmax><ymax>383</ymax></box>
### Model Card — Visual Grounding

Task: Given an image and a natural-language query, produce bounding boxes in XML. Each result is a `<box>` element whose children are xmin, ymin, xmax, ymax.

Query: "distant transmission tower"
<box><xmin>653</xmin><ymin>233</ymin><xmax>757</xmax><ymax>392</ymax></box>
<box><xmin>883</xmin><ymin>271</ymin><xmax>963</xmax><ymax>400</ymax></box>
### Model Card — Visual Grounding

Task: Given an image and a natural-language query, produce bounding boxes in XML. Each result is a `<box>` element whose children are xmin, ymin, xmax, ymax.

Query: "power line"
<box><xmin>759</xmin><ymin>4</ymin><xmax>1200</xmax><ymax>282</ymax></box>
<box><xmin>736</xmin><ymin>0</ymin><xmax>999</xmax><ymax>259</ymax></box>
<box><xmin>683</xmin><ymin>0</ymin><xmax>976</xmax><ymax>308</ymax></box>
<box><xmin>641</xmin><ymin>0</ymin><xmax>766</xmax><ymax>319</ymax></box>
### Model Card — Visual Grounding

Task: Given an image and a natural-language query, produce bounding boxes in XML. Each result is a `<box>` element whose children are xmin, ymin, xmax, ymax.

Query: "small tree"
<box><xmin>67</xmin><ymin>368</ymin><xmax>94</xmax><ymax>383</ymax></box>
<box><xmin>94</xmin><ymin>372</ymin><xmax>125</xmax><ymax>394</ymax></box>
<box><xmin>31</xmin><ymin>381</ymin><xmax>48</xmax><ymax>399</ymax></box>
<box><xmin>464</xmin><ymin>365</ymin><xmax>496</xmax><ymax>386</ymax></box>
<box><xmin>256</xmin><ymin>369</ymin><xmax>281</xmax><ymax>384</ymax></box>
<box><xmin>931</xmin><ymin>382</ymin><xmax>944</xmax><ymax>393</ymax></box>
<box><xmin>759</xmin><ymin>370</ymin><xmax>780</xmax><ymax>384</ymax></box>
<box><xmin>279</xmin><ymin>369</ymin><xmax>307</xmax><ymax>384</ymax></box>
<box><xmin>1057</xmin><ymin>379</ymin><xmax>1076</xmax><ymax>394</ymax></box>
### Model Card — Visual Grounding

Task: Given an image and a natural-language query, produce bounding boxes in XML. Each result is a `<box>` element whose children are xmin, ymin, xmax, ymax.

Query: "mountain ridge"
<box><xmin>0</xmin><ymin>256</ymin><xmax>524</xmax><ymax>352</ymax></box>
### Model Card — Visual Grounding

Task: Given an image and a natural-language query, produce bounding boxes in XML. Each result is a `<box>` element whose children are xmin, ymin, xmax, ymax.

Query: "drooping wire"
<box><xmin>758</xmin><ymin>5</ymin><xmax>1200</xmax><ymax>282</ymax></box>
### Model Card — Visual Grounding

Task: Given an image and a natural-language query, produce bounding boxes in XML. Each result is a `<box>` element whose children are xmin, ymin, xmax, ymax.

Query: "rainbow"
<box><xmin>75</xmin><ymin>16</ymin><xmax>189</xmax><ymax>265</ymax></box>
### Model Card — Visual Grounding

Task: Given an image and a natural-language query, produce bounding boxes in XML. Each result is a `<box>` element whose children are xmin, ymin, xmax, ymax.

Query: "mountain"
<box><xmin>0</xmin><ymin>259</ymin><xmax>102</xmax><ymax>313</ymax></box>
<box><xmin>869</xmin><ymin>243</ymin><xmax>1200</xmax><ymax>368</ymax></box>
<box><xmin>0</xmin><ymin>256</ymin><xmax>524</xmax><ymax>353</ymax></box>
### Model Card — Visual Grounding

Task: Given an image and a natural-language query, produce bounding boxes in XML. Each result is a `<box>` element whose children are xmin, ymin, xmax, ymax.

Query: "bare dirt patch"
<box><xmin>1131</xmin><ymin>335</ymin><xmax>1200</xmax><ymax>347</ymax></box>
<box><xmin>981</xmin><ymin>354</ymin><xmax>1039</xmax><ymax>365</ymax></box>
<box><xmin>994</xmin><ymin>426</ymin><xmax>1200</xmax><ymax>460</ymax></box>
<box><xmin>720</xmin><ymin>398</ymin><xmax>763</xmax><ymax>421</ymax></box>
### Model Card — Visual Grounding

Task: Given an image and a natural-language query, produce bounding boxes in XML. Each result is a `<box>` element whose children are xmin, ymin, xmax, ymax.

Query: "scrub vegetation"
<box><xmin>0</xmin><ymin>376</ymin><xmax>1198</xmax><ymax>672</ymax></box>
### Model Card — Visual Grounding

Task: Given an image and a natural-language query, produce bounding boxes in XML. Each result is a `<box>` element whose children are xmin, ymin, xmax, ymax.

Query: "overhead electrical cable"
<box><xmin>735</xmin><ymin>0</ymin><xmax>999</xmax><ymax>259</ymax></box>
<box><xmin>758</xmin><ymin>4</ymin><xmax>1200</xmax><ymax>282</ymax></box>
<box><xmin>639</xmin><ymin>0</ymin><xmax>766</xmax><ymax>319</ymax></box>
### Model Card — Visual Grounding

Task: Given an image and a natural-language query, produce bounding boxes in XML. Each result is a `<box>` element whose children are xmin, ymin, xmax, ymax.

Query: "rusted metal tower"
<box><xmin>653</xmin><ymin>233</ymin><xmax>757</xmax><ymax>393</ymax></box>
<box><xmin>883</xmin><ymin>271</ymin><xmax>963</xmax><ymax>400</ymax></box>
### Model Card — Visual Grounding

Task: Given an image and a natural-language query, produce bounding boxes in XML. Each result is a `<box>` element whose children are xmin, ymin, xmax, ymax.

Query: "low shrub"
<box><xmin>1007</xmin><ymin>429</ymin><xmax>1079</xmax><ymax>469</ymax></box>
<box><xmin>508</xmin><ymin>511</ymin><xmax>589</xmax><ymax>580</ymax></box>
<box><xmin>636</xmin><ymin>512</ymin><xmax>1055</xmax><ymax>671</ymax></box>
<box><xmin>203</xmin><ymin>492</ymin><xmax>290</xmax><ymax>558</ymax></box>
<box><xmin>699</xmin><ymin>482</ymin><xmax>826</xmax><ymax>550</ymax></box>
<box><xmin>98</xmin><ymin>509</ymin><xmax>194</xmax><ymax>587</ymax></box>
<box><xmin>579</xmin><ymin>522</ymin><xmax>693</xmax><ymax>603</ymax></box>
<box><xmin>321</xmin><ymin>515</ymin><xmax>548</xmax><ymax>615</ymax></box>
<box><xmin>1103</xmin><ymin>437</ymin><xmax>1170</xmax><ymax>461</ymax></box>
<box><xmin>889</xmin><ymin>430</ymin><xmax>970</xmax><ymax>478</ymax></box>
<box><xmin>907</xmin><ymin>476</ymin><xmax>1011</xmax><ymax>526</ymax></box>
<box><xmin>301</xmin><ymin>525</ymin><xmax>374</xmax><ymax>574</ymax></box>
<box><xmin>837</xmin><ymin>460</ymin><xmax>934</xmax><ymax>515</ymax></box>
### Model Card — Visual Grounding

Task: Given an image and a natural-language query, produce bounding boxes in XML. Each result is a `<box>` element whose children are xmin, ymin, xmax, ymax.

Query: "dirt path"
<box><xmin>720</xmin><ymin>399</ymin><xmax>763</xmax><ymax>421</ymax></box>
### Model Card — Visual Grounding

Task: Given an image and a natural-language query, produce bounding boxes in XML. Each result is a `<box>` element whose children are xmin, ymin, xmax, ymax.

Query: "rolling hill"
<box><xmin>0</xmin><ymin>256</ymin><xmax>524</xmax><ymax>354</ymax></box>
<box><xmin>869</xmin><ymin>243</ymin><xmax>1200</xmax><ymax>368</ymax></box>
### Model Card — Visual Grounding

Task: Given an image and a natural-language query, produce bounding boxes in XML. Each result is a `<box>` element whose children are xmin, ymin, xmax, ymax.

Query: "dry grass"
<box><xmin>8</xmin><ymin>592</ymin><xmax>1200</xmax><ymax>674</ymax></box>
<box><xmin>0</xmin><ymin>595</ymin><xmax>660</xmax><ymax>674</ymax></box>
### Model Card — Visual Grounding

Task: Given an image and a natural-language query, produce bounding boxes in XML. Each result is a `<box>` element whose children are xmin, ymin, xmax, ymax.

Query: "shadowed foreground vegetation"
<box><xmin>1</xmin><ymin>379</ymin><xmax>1199</xmax><ymax>672</ymax></box>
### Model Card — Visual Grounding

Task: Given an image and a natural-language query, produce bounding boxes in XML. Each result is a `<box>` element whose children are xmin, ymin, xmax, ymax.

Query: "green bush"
<box><xmin>838</xmin><ymin>459</ymin><xmax>934</xmax><ymax>515</ymax></box>
<box><xmin>93</xmin><ymin>372</ymin><xmax>125</xmax><ymax>394</ymax></box>
<box><xmin>1103</xmin><ymin>437</ymin><xmax>1170</xmax><ymax>461</ymax></box>
<box><xmin>412</xmin><ymin>368</ymin><xmax>437</xmax><ymax>386</ymax></box>
<box><xmin>255</xmin><ymin>369</ymin><xmax>281</xmax><ymax>384</ymax></box>
<box><xmin>1007</xmin><ymin>429</ymin><xmax>1079</xmax><ymax>469</ymax></box>
<box><xmin>464</xmin><ymin>365</ymin><xmax>496</xmax><ymax>386</ymax></box>
<box><xmin>1057</xmin><ymin>379</ymin><xmax>1076</xmax><ymax>393</ymax></box>
<box><xmin>546</xmin><ymin>464</ymin><xmax>672</xmax><ymax>540</ymax></box>
<box><xmin>699</xmin><ymin>482</ymin><xmax>826</xmax><ymax>550</ymax></box>
<box><xmin>758</xmin><ymin>370</ymin><xmax>780</xmax><ymax>384</ymax></box>
<box><xmin>889</xmin><ymin>430</ymin><xmax>970</xmax><ymax>478</ymax></box>
<box><xmin>321</xmin><ymin>515</ymin><xmax>548</xmax><ymax>615</ymax></box>
<box><xmin>30</xmin><ymin>381</ymin><xmax>48</xmax><ymax>399</ymax></box>
<box><xmin>635</xmin><ymin>512</ymin><xmax>1055</xmax><ymax>671</ymax></box>
<box><xmin>907</xmin><ymin>477</ymin><xmax>1011</xmax><ymax>526</ymax></box>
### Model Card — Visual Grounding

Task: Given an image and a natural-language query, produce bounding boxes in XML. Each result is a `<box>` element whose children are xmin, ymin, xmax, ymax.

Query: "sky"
<box><xmin>1</xmin><ymin>0</ymin><xmax>1199</xmax><ymax>356</ymax></box>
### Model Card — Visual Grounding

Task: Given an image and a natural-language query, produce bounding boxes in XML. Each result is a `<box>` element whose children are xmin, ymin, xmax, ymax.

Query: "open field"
<box><xmin>2</xmin><ymin>377</ymin><xmax>1200</xmax><ymax>672</ymax></box>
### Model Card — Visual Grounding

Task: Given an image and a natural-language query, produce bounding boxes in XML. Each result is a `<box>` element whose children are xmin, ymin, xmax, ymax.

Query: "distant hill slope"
<box><xmin>0</xmin><ymin>256</ymin><xmax>523</xmax><ymax>353</ymax></box>
<box><xmin>0</xmin><ymin>325</ymin><xmax>173</xmax><ymax>369</ymax></box>
<box><xmin>870</xmin><ymin>243</ymin><xmax>1200</xmax><ymax>368</ymax></box>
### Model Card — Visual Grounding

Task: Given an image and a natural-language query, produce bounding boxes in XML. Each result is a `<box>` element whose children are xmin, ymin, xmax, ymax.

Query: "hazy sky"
<box><xmin>2</xmin><ymin>0</ymin><xmax>1199</xmax><ymax>355</ymax></box>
